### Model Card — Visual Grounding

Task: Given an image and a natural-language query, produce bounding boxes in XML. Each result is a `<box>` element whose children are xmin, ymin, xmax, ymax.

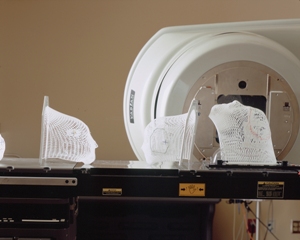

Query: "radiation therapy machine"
<box><xmin>123</xmin><ymin>18</ymin><xmax>300</xmax><ymax>165</ymax></box>
<box><xmin>1</xmin><ymin>19</ymin><xmax>300</xmax><ymax>240</ymax></box>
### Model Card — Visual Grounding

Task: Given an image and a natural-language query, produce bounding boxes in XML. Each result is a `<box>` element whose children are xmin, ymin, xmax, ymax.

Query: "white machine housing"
<box><xmin>124</xmin><ymin>19</ymin><xmax>300</xmax><ymax>163</ymax></box>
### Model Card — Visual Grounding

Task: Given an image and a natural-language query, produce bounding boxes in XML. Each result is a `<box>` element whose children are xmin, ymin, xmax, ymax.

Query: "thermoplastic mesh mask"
<box><xmin>40</xmin><ymin>97</ymin><xmax>98</xmax><ymax>164</ymax></box>
<box><xmin>142</xmin><ymin>99</ymin><xmax>200</xmax><ymax>165</ymax></box>
<box><xmin>209</xmin><ymin>100</ymin><xmax>277</xmax><ymax>165</ymax></box>
<box><xmin>0</xmin><ymin>134</ymin><xmax>5</xmax><ymax>160</ymax></box>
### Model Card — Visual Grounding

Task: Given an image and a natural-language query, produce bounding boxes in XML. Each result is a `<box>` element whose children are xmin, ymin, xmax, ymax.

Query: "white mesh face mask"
<box><xmin>40</xmin><ymin>97</ymin><xmax>98</xmax><ymax>164</ymax></box>
<box><xmin>209</xmin><ymin>100</ymin><xmax>277</xmax><ymax>165</ymax></box>
<box><xmin>0</xmin><ymin>134</ymin><xmax>5</xmax><ymax>160</ymax></box>
<box><xmin>141</xmin><ymin>99</ymin><xmax>200</xmax><ymax>165</ymax></box>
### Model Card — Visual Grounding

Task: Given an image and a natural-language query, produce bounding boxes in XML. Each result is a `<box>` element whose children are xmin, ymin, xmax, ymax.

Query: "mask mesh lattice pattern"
<box><xmin>41</xmin><ymin>106</ymin><xmax>98</xmax><ymax>164</ymax></box>
<box><xmin>0</xmin><ymin>134</ymin><xmax>5</xmax><ymax>160</ymax></box>
<box><xmin>142</xmin><ymin>101</ymin><xmax>199</xmax><ymax>164</ymax></box>
<box><xmin>209</xmin><ymin>100</ymin><xmax>277</xmax><ymax>165</ymax></box>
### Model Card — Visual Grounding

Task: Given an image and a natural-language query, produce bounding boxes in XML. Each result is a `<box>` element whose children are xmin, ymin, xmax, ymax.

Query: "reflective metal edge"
<box><xmin>0</xmin><ymin>177</ymin><xmax>77</xmax><ymax>186</ymax></box>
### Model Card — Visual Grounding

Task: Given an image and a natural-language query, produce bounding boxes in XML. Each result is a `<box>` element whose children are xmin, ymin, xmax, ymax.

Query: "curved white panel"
<box><xmin>156</xmin><ymin>32</ymin><xmax>300</xmax><ymax>116</ymax></box>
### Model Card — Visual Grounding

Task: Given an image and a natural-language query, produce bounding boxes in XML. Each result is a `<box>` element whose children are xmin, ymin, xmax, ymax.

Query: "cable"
<box><xmin>263</xmin><ymin>200</ymin><xmax>273</xmax><ymax>240</ymax></box>
<box><xmin>233</xmin><ymin>202</ymin><xmax>236</xmax><ymax>240</ymax></box>
<box><xmin>244</xmin><ymin>201</ymin><xmax>279</xmax><ymax>240</ymax></box>
<box><xmin>232</xmin><ymin>202</ymin><xmax>244</xmax><ymax>240</ymax></box>
<box><xmin>241</xmin><ymin>202</ymin><xmax>254</xmax><ymax>240</ymax></box>
<box><xmin>235</xmin><ymin>207</ymin><xmax>245</xmax><ymax>240</ymax></box>
<box><xmin>227</xmin><ymin>200</ymin><xmax>253</xmax><ymax>240</ymax></box>
<box><xmin>256</xmin><ymin>201</ymin><xmax>260</xmax><ymax>240</ymax></box>
<box><xmin>241</xmin><ymin>220</ymin><xmax>245</xmax><ymax>240</ymax></box>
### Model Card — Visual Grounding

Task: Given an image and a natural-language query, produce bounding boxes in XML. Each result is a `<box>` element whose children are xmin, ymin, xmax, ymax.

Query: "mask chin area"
<box><xmin>124</xmin><ymin>19</ymin><xmax>300</xmax><ymax>164</ymax></box>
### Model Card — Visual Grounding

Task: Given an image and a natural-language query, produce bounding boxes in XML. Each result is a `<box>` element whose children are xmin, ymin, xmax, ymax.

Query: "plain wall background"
<box><xmin>1</xmin><ymin>0</ymin><xmax>300</xmax><ymax>239</ymax></box>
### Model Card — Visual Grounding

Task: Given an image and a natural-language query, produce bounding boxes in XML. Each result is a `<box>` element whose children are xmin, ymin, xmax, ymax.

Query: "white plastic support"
<box><xmin>179</xmin><ymin>99</ymin><xmax>201</xmax><ymax>169</ymax></box>
<box><xmin>39</xmin><ymin>96</ymin><xmax>49</xmax><ymax>165</ymax></box>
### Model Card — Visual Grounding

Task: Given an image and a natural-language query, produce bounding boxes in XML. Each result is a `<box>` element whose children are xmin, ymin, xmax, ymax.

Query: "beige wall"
<box><xmin>1</xmin><ymin>0</ymin><xmax>300</xmax><ymax>239</ymax></box>
<box><xmin>214</xmin><ymin>199</ymin><xmax>300</xmax><ymax>240</ymax></box>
